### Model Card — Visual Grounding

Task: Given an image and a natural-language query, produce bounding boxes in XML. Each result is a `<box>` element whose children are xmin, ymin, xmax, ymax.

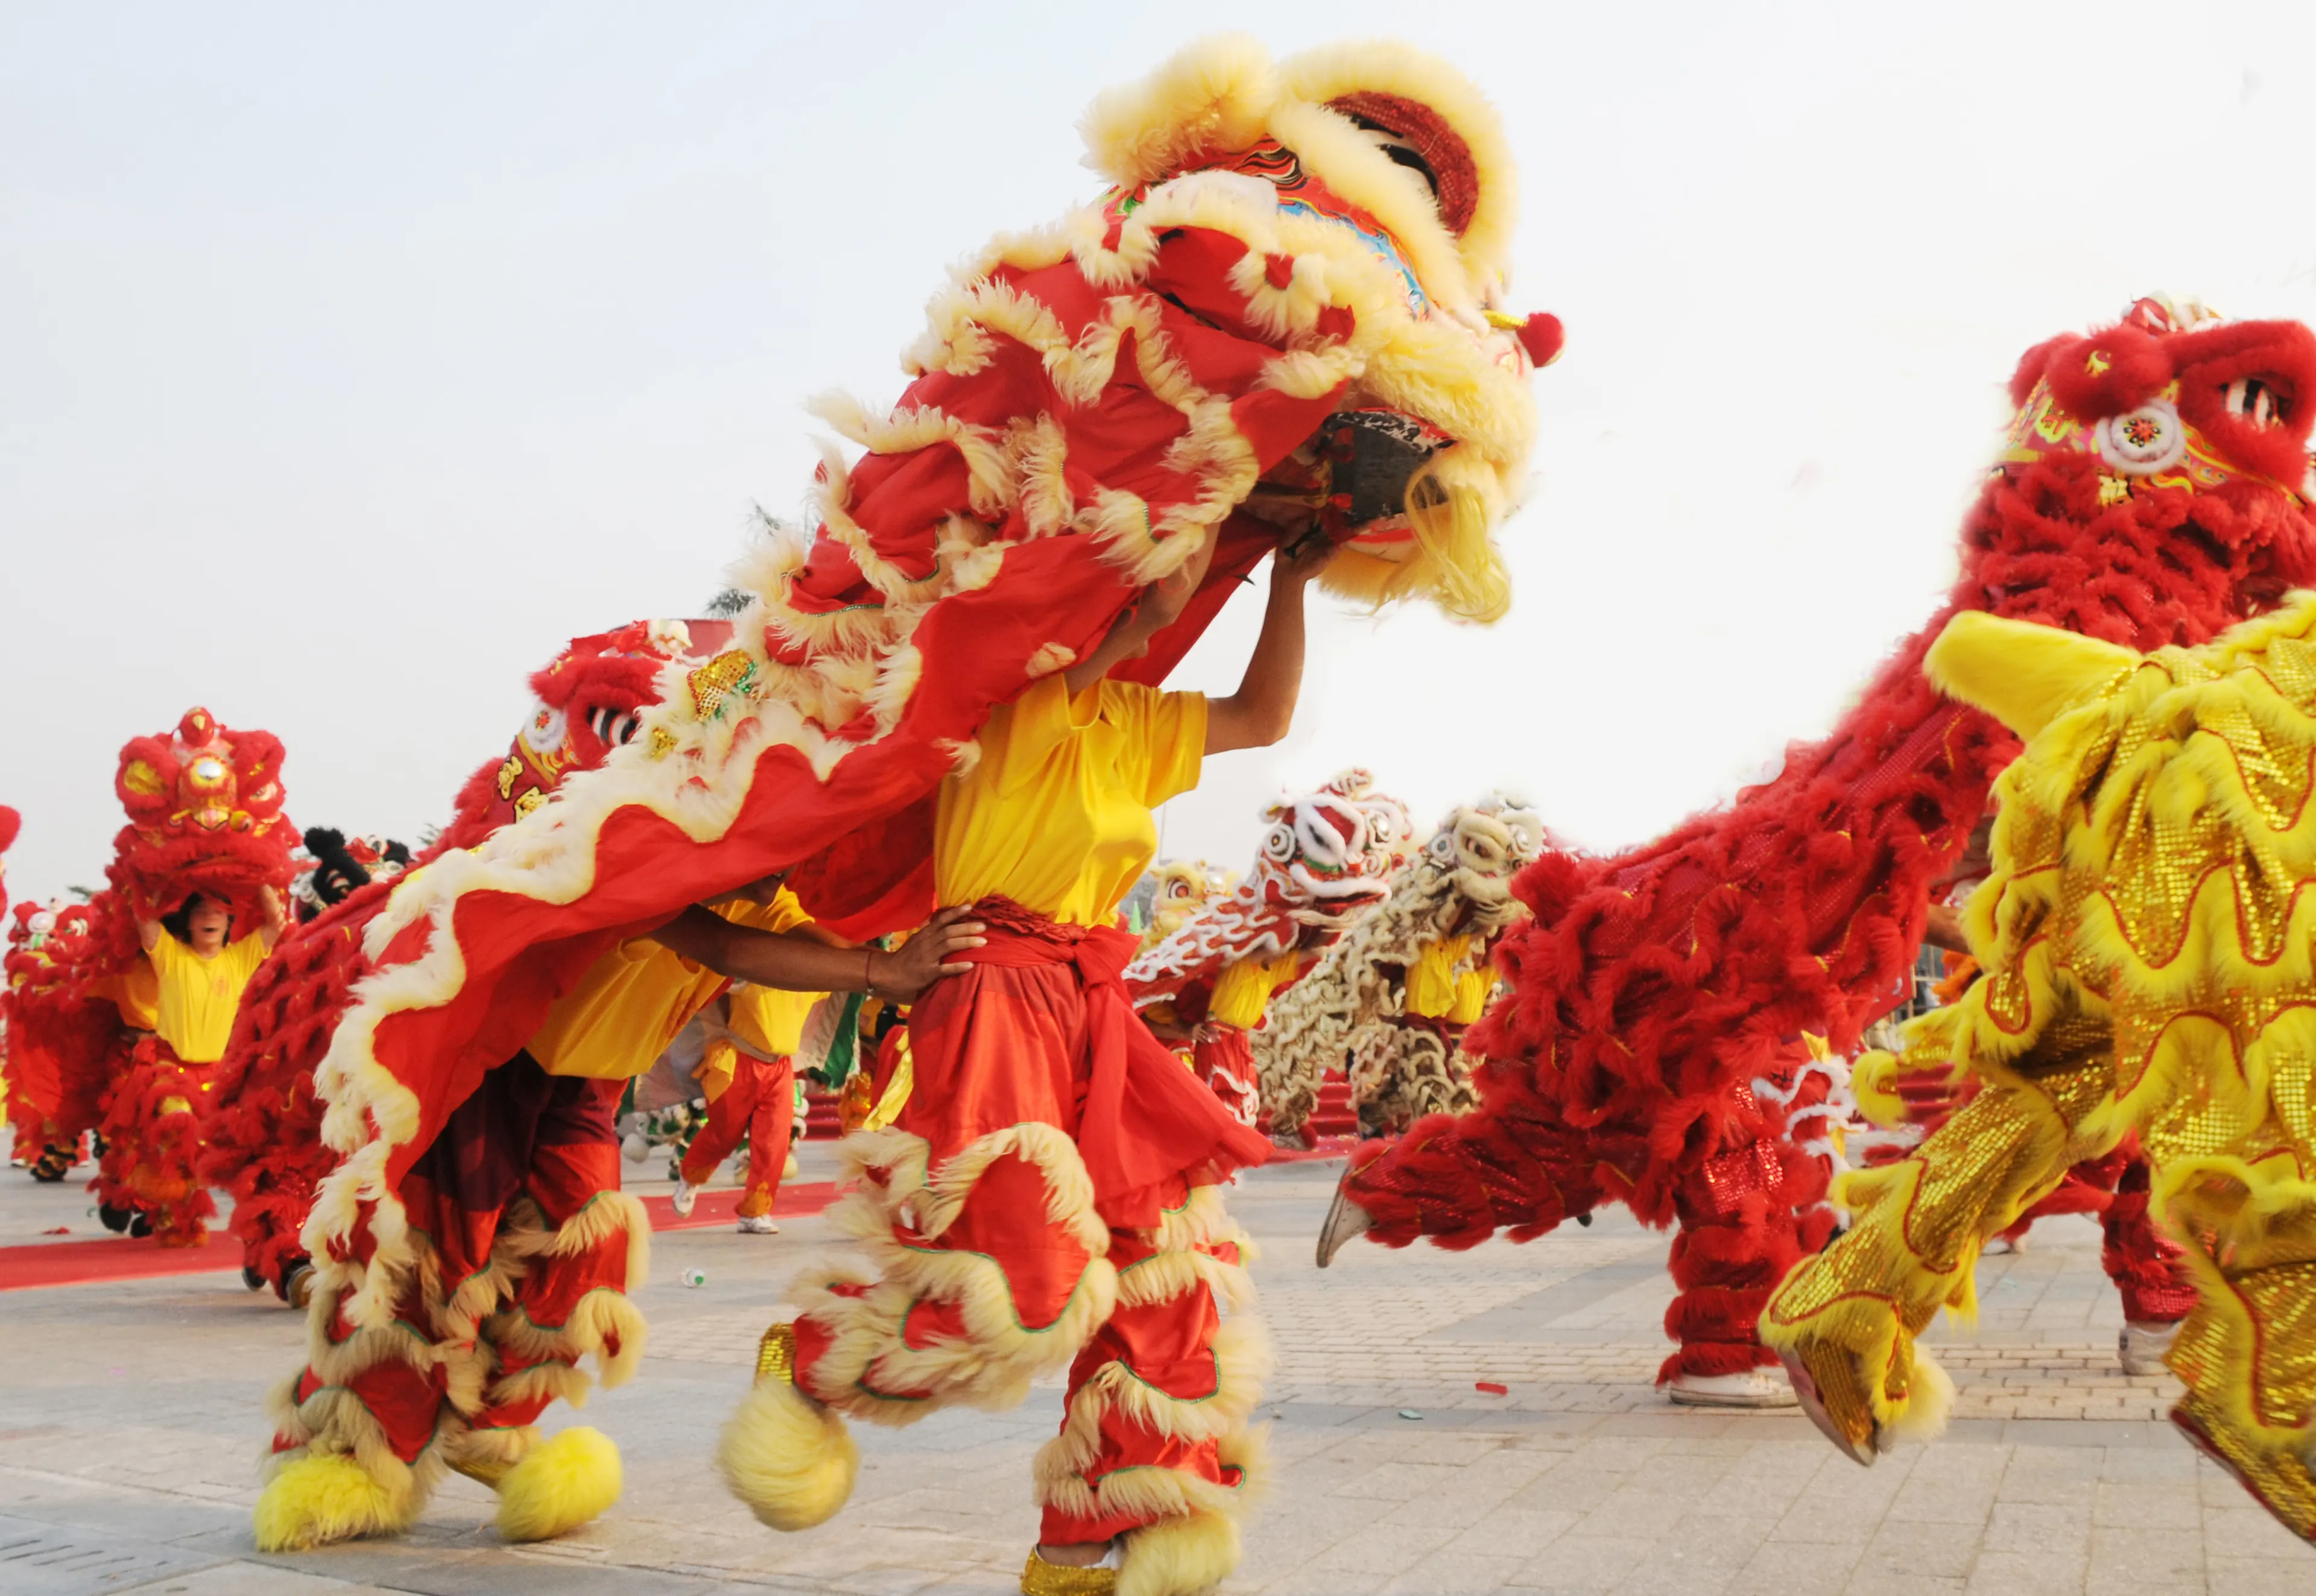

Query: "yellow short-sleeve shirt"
<box><xmin>934</xmin><ymin>676</ymin><xmax>1207</xmax><ymax>926</ymax></box>
<box><xmin>730</xmin><ymin>983</ymin><xmax>820</xmax><ymax>1059</ymax></box>
<box><xmin>147</xmin><ymin>933</ymin><xmax>269</xmax><ymax>1064</ymax></box>
<box><xmin>528</xmin><ymin>889</ymin><xmax>811</xmax><ymax>1079</ymax></box>
<box><xmin>1207</xmin><ymin>948</ymin><xmax>1302</xmax><ymax>1029</ymax></box>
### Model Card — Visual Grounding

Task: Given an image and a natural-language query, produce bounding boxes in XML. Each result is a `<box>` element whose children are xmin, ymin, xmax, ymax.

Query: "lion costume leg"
<box><xmin>720</xmin><ymin>954</ymin><xmax>1267</xmax><ymax>1593</ymax></box>
<box><xmin>92</xmin><ymin>1037</ymin><xmax>217</xmax><ymax>1246</ymax></box>
<box><xmin>1663</xmin><ymin>1079</ymin><xmax>1832</xmax><ymax>1401</ymax></box>
<box><xmin>2158</xmin><ymin>1167</ymin><xmax>2316</xmax><ymax>1542</ymax></box>
<box><xmin>257</xmin><ymin>1055</ymin><xmax>639</xmax><ymax>1550</ymax></box>
<box><xmin>1760</xmin><ymin>1025</ymin><xmax>2111</xmax><ymax>1459</ymax></box>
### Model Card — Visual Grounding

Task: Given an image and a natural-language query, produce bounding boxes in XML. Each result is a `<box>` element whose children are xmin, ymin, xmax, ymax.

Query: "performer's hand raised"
<box><xmin>868</xmin><ymin>905</ymin><xmax>986</xmax><ymax>1003</ymax></box>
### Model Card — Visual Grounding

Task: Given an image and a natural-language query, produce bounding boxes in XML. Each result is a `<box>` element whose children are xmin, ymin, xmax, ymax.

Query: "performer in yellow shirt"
<box><xmin>94</xmin><ymin>889</ymin><xmax>288</xmax><ymax>1244</ymax></box>
<box><xmin>137</xmin><ymin>889</ymin><xmax>286</xmax><ymax>1062</ymax></box>
<box><xmin>671</xmin><ymin>983</ymin><xmax>821</xmax><ymax>1232</ymax></box>
<box><xmin>259</xmin><ymin>875</ymin><xmax>979</xmax><ymax>1551</ymax></box>
<box><xmin>723</xmin><ymin>535</ymin><xmax>1327</xmax><ymax>1596</ymax></box>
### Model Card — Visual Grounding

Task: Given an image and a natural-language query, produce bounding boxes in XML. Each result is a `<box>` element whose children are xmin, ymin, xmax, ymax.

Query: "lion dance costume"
<box><xmin>248</xmin><ymin>36</ymin><xmax>1555</xmax><ymax>1596</ymax></box>
<box><xmin>1126</xmin><ymin>769</ymin><xmax>1410</xmax><ymax>1129</ymax></box>
<box><xmin>1260</xmin><ymin>794</ymin><xmax>1540</xmax><ymax>1138</ymax></box>
<box><xmin>1767</xmin><ymin>597</ymin><xmax>2316</xmax><ymax>1545</ymax></box>
<box><xmin>1326</xmin><ymin>298</ymin><xmax>2316</xmax><ymax>1404</ymax></box>
<box><xmin>4</xmin><ymin>895</ymin><xmax>108</xmax><ymax>1181</ymax></box>
<box><xmin>65</xmin><ymin>708</ymin><xmax>297</xmax><ymax>1246</ymax></box>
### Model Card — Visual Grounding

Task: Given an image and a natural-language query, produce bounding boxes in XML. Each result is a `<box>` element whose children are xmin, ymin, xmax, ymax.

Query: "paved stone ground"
<box><xmin>1</xmin><ymin>1141</ymin><xmax>2310</xmax><ymax>1595</ymax></box>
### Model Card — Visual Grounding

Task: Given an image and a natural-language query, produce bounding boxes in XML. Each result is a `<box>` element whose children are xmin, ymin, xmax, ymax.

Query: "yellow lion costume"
<box><xmin>1763</xmin><ymin>598</ymin><xmax>2316</xmax><ymax>1542</ymax></box>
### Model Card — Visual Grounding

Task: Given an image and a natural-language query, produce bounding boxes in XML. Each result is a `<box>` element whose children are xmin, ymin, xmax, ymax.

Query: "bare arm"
<box><xmin>647</xmin><ymin>904</ymin><xmax>986</xmax><ymax>1005</ymax></box>
<box><xmin>256</xmin><ymin>887</ymin><xmax>286</xmax><ymax>952</ymax></box>
<box><xmin>1203</xmin><ymin>541</ymin><xmax>1330</xmax><ymax>755</ymax></box>
<box><xmin>137</xmin><ymin>913</ymin><xmax>162</xmax><ymax>952</ymax></box>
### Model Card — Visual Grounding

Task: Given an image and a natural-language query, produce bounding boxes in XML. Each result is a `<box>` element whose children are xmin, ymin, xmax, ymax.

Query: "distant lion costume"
<box><xmin>250</xmin><ymin>34</ymin><xmax>1557</xmax><ymax>1595</ymax></box>
<box><xmin>1127</xmin><ymin>770</ymin><xmax>1410</xmax><ymax>1128</ymax></box>
<box><xmin>1767</xmin><ymin>597</ymin><xmax>2316</xmax><ymax>1545</ymax></box>
<box><xmin>1259</xmin><ymin>795</ymin><xmax>1540</xmax><ymax>1138</ymax></box>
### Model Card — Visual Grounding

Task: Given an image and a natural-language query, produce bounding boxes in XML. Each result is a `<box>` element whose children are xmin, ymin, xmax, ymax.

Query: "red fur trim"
<box><xmin>1343</xmin><ymin>314</ymin><xmax>2316</xmax><ymax>1382</ymax></box>
<box><xmin>90</xmin><ymin>1036</ymin><xmax>216</xmax><ymax>1246</ymax></box>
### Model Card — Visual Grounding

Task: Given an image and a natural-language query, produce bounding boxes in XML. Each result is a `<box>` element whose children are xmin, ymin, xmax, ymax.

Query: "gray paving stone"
<box><xmin>0</xmin><ymin>1148</ymin><xmax>2309</xmax><ymax>1594</ymax></box>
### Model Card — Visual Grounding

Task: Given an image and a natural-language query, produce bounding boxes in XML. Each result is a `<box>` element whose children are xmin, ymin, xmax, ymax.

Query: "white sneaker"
<box><xmin>736</xmin><ymin>1214</ymin><xmax>780</xmax><ymax>1235</ymax></box>
<box><xmin>2119</xmin><ymin>1319</ymin><xmax>2182</xmax><ymax>1377</ymax></box>
<box><xmin>1667</xmin><ymin>1369</ymin><xmax>1800</xmax><ymax>1409</ymax></box>
<box><xmin>1981</xmin><ymin>1233</ymin><xmax>2022</xmax><ymax>1256</ymax></box>
<box><xmin>671</xmin><ymin>1176</ymin><xmax>700</xmax><ymax>1217</ymax></box>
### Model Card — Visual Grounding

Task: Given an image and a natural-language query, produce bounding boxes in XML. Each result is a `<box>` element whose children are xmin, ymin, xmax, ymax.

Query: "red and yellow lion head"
<box><xmin>109</xmin><ymin>707</ymin><xmax>295</xmax><ymax>920</ymax></box>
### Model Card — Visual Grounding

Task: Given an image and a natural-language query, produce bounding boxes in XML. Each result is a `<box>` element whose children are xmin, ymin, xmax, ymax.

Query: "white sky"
<box><xmin>7</xmin><ymin>2</ymin><xmax>2316</xmax><ymax>903</ymax></box>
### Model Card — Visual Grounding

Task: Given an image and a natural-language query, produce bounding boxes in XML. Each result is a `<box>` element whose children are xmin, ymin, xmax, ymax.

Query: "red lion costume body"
<box><xmin>204</xmin><ymin>619</ymin><xmax>732</xmax><ymax>1301</ymax></box>
<box><xmin>1332</xmin><ymin>298</ymin><xmax>2316</xmax><ymax>1395</ymax></box>
<box><xmin>3</xmin><ymin>898</ymin><xmax>112</xmax><ymax>1179</ymax></box>
<box><xmin>252</xmin><ymin>36</ymin><xmax>1558</xmax><ymax>1586</ymax></box>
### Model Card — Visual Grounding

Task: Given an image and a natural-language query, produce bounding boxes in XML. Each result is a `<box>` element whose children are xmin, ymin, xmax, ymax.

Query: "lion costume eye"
<box><xmin>1263</xmin><ymin>824</ymin><xmax>1297</xmax><ymax>862</ymax></box>
<box><xmin>587</xmin><ymin>707</ymin><xmax>641</xmax><ymax>747</ymax></box>
<box><xmin>2227</xmin><ymin>376</ymin><xmax>2288</xmax><ymax>431</ymax></box>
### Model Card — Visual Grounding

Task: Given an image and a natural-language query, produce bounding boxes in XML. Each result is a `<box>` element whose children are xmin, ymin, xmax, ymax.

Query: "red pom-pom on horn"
<box><xmin>1516</xmin><ymin>312</ymin><xmax>1564</xmax><ymax>368</ymax></box>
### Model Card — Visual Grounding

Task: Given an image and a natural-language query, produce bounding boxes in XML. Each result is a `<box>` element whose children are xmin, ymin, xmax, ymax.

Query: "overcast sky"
<box><xmin>8</xmin><ymin>2</ymin><xmax>2316</xmax><ymax>904</ymax></box>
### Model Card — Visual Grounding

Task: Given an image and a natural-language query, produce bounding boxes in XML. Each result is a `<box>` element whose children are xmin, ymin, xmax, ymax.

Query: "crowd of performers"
<box><xmin>5</xmin><ymin>30</ymin><xmax>2316</xmax><ymax>1590</ymax></box>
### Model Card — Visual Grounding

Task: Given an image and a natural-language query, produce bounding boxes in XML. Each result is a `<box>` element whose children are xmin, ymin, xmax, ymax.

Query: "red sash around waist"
<box><xmin>937</xmin><ymin>897</ymin><xmax>1270</xmax><ymax>1227</ymax></box>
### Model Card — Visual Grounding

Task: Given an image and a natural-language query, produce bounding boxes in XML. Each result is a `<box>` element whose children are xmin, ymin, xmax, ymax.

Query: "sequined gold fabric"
<box><xmin>1766</xmin><ymin>599</ymin><xmax>2316</xmax><ymax>1506</ymax></box>
<box><xmin>756</xmin><ymin>1321</ymin><xmax>797</xmax><ymax>1386</ymax></box>
<box><xmin>1018</xmin><ymin>1551</ymin><xmax>1118</xmax><ymax>1595</ymax></box>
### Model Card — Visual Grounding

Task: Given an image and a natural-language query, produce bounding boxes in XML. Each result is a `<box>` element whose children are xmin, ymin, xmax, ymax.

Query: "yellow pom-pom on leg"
<box><xmin>494</xmin><ymin>1425</ymin><xmax>624</xmax><ymax>1543</ymax></box>
<box><xmin>252</xmin><ymin>1452</ymin><xmax>419</xmax><ymax>1552</ymax></box>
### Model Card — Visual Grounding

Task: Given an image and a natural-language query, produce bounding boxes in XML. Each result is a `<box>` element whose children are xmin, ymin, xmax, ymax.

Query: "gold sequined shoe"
<box><xmin>1777</xmin><ymin>1346</ymin><xmax>1884</xmax><ymax>1466</ymax></box>
<box><xmin>1019</xmin><ymin>1548</ymin><xmax>1117</xmax><ymax>1595</ymax></box>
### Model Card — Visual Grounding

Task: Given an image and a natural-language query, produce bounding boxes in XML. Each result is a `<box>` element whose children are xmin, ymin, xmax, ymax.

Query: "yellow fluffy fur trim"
<box><xmin>493</xmin><ymin>1425</ymin><xmax>623</xmax><ymax>1543</ymax></box>
<box><xmin>717</xmin><ymin>1375</ymin><xmax>860</xmax><ymax>1532</ymax></box>
<box><xmin>1925</xmin><ymin>610</ymin><xmax>2139</xmax><ymax>740</ymax></box>
<box><xmin>1279</xmin><ymin>39</ymin><xmax>1520</xmax><ymax>295</ymax></box>
<box><xmin>1119</xmin><ymin>1507</ymin><xmax>1244</xmax><ymax>1596</ymax></box>
<box><xmin>1080</xmin><ymin>36</ymin><xmax>1519</xmax><ymax>308</ymax></box>
<box><xmin>253</xmin><ymin>1452</ymin><xmax>422</xmax><ymax>1553</ymax></box>
<box><xmin>1078</xmin><ymin>34</ymin><xmax>1277</xmax><ymax>197</ymax></box>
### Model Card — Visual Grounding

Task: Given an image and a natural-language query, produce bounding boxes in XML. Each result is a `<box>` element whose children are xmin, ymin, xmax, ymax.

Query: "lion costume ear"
<box><xmin>1925</xmin><ymin>611</ymin><xmax>2140</xmax><ymax>739</ymax></box>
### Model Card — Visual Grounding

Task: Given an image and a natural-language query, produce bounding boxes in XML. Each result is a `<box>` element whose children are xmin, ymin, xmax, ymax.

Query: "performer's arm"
<box><xmin>647</xmin><ymin>904</ymin><xmax>985</xmax><ymax>1004</ymax></box>
<box><xmin>1204</xmin><ymin>539</ymin><xmax>1330</xmax><ymax>755</ymax></box>
<box><xmin>136</xmin><ymin>910</ymin><xmax>163</xmax><ymax>952</ymax></box>
<box><xmin>255</xmin><ymin>886</ymin><xmax>287</xmax><ymax>953</ymax></box>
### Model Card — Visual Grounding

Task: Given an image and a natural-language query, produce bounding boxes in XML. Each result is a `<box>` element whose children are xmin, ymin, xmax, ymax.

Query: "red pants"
<box><xmin>268</xmin><ymin>1052</ymin><xmax>644</xmax><ymax>1491</ymax></box>
<box><xmin>789</xmin><ymin>901</ymin><xmax>1271</xmax><ymax>1545</ymax></box>
<box><xmin>681</xmin><ymin>1053</ymin><xmax>796</xmax><ymax>1218</ymax></box>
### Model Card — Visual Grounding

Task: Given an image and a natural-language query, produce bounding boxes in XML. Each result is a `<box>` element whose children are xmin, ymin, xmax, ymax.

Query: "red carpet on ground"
<box><xmin>0</xmin><ymin>1180</ymin><xmax>848</xmax><ymax>1292</ymax></box>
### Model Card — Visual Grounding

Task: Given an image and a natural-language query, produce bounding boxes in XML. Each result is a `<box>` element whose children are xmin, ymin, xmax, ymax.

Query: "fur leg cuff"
<box><xmin>1117</xmin><ymin>1509</ymin><xmax>1241</xmax><ymax>1596</ymax></box>
<box><xmin>252</xmin><ymin>1452</ymin><xmax>421</xmax><ymax>1552</ymax></box>
<box><xmin>494</xmin><ymin>1425</ymin><xmax>623</xmax><ymax>1542</ymax></box>
<box><xmin>718</xmin><ymin>1374</ymin><xmax>860</xmax><ymax>1531</ymax></box>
